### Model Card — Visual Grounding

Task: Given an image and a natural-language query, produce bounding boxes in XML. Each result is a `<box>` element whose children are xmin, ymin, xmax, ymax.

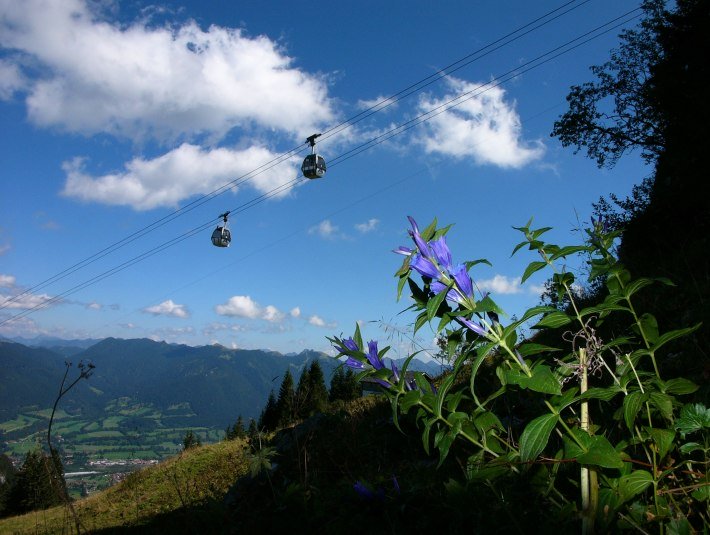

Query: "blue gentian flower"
<box><xmin>393</xmin><ymin>245</ymin><xmax>413</xmax><ymax>256</ymax></box>
<box><xmin>456</xmin><ymin>316</ymin><xmax>487</xmax><ymax>337</ymax></box>
<box><xmin>334</xmin><ymin>337</ymin><xmax>359</xmax><ymax>354</ymax></box>
<box><xmin>366</xmin><ymin>340</ymin><xmax>385</xmax><ymax>370</ymax></box>
<box><xmin>345</xmin><ymin>357</ymin><xmax>365</xmax><ymax>370</ymax></box>
<box><xmin>430</xmin><ymin>236</ymin><xmax>453</xmax><ymax>272</ymax></box>
<box><xmin>410</xmin><ymin>254</ymin><xmax>440</xmax><ymax>279</ymax></box>
<box><xmin>407</xmin><ymin>216</ymin><xmax>431</xmax><ymax>258</ymax></box>
<box><xmin>451</xmin><ymin>264</ymin><xmax>473</xmax><ymax>300</ymax></box>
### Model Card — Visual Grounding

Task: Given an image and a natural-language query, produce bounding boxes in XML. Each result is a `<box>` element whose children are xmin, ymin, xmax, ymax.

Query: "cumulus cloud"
<box><xmin>61</xmin><ymin>144</ymin><xmax>299</xmax><ymax>210</ymax></box>
<box><xmin>417</xmin><ymin>77</ymin><xmax>544</xmax><ymax>168</ymax></box>
<box><xmin>357</xmin><ymin>95</ymin><xmax>398</xmax><ymax>112</ymax></box>
<box><xmin>0</xmin><ymin>292</ymin><xmax>55</xmax><ymax>309</ymax></box>
<box><xmin>478</xmin><ymin>274</ymin><xmax>523</xmax><ymax>295</ymax></box>
<box><xmin>0</xmin><ymin>0</ymin><xmax>334</xmax><ymax>141</ymax></box>
<box><xmin>215</xmin><ymin>295</ymin><xmax>285</xmax><ymax>323</ymax></box>
<box><xmin>0</xmin><ymin>274</ymin><xmax>16</xmax><ymax>288</ymax></box>
<box><xmin>309</xmin><ymin>219</ymin><xmax>340</xmax><ymax>239</ymax></box>
<box><xmin>0</xmin><ymin>58</ymin><xmax>25</xmax><ymax>100</ymax></box>
<box><xmin>308</xmin><ymin>314</ymin><xmax>336</xmax><ymax>329</ymax></box>
<box><xmin>290</xmin><ymin>307</ymin><xmax>301</xmax><ymax>318</ymax></box>
<box><xmin>85</xmin><ymin>302</ymin><xmax>102</xmax><ymax>310</ymax></box>
<box><xmin>355</xmin><ymin>218</ymin><xmax>379</xmax><ymax>233</ymax></box>
<box><xmin>142</xmin><ymin>299</ymin><xmax>189</xmax><ymax>318</ymax></box>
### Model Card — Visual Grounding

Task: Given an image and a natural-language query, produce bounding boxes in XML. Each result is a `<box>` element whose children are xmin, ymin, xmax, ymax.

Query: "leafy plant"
<box><xmin>331</xmin><ymin>216</ymin><xmax>708</xmax><ymax>533</ymax></box>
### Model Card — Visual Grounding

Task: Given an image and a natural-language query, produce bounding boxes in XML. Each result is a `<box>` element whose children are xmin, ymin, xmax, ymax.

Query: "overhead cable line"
<box><xmin>0</xmin><ymin>7</ymin><xmax>642</xmax><ymax>327</ymax></box>
<box><xmin>0</xmin><ymin>0</ymin><xmax>592</xmax><ymax>312</ymax></box>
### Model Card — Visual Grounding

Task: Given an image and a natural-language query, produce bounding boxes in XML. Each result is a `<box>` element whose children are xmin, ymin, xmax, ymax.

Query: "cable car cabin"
<box><xmin>211</xmin><ymin>226</ymin><xmax>231</xmax><ymax>247</ymax></box>
<box><xmin>302</xmin><ymin>153</ymin><xmax>326</xmax><ymax>179</ymax></box>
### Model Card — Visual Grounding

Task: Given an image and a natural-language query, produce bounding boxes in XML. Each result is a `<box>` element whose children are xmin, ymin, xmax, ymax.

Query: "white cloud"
<box><xmin>0</xmin><ymin>292</ymin><xmax>55</xmax><ymax>309</ymax></box>
<box><xmin>262</xmin><ymin>305</ymin><xmax>284</xmax><ymax>323</ymax></box>
<box><xmin>0</xmin><ymin>274</ymin><xmax>16</xmax><ymax>288</ymax></box>
<box><xmin>290</xmin><ymin>307</ymin><xmax>301</xmax><ymax>318</ymax></box>
<box><xmin>309</xmin><ymin>219</ymin><xmax>340</xmax><ymax>239</ymax></box>
<box><xmin>86</xmin><ymin>302</ymin><xmax>102</xmax><ymax>310</ymax></box>
<box><xmin>61</xmin><ymin>144</ymin><xmax>299</xmax><ymax>210</ymax></box>
<box><xmin>215</xmin><ymin>295</ymin><xmax>261</xmax><ymax>319</ymax></box>
<box><xmin>417</xmin><ymin>77</ymin><xmax>544</xmax><ymax>168</ymax></box>
<box><xmin>0</xmin><ymin>58</ymin><xmax>25</xmax><ymax>100</ymax></box>
<box><xmin>142</xmin><ymin>299</ymin><xmax>189</xmax><ymax>318</ymax></box>
<box><xmin>355</xmin><ymin>218</ymin><xmax>379</xmax><ymax>233</ymax></box>
<box><xmin>478</xmin><ymin>274</ymin><xmax>523</xmax><ymax>295</ymax></box>
<box><xmin>0</xmin><ymin>0</ymin><xmax>334</xmax><ymax>141</ymax></box>
<box><xmin>357</xmin><ymin>95</ymin><xmax>398</xmax><ymax>112</ymax></box>
<box><xmin>308</xmin><ymin>314</ymin><xmax>336</xmax><ymax>329</ymax></box>
<box><xmin>215</xmin><ymin>295</ymin><xmax>285</xmax><ymax>323</ymax></box>
<box><xmin>528</xmin><ymin>284</ymin><xmax>546</xmax><ymax>296</ymax></box>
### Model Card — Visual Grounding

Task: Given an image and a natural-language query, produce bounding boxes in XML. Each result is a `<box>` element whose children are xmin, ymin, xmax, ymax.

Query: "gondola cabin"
<box><xmin>302</xmin><ymin>133</ymin><xmax>326</xmax><ymax>179</ymax></box>
<box><xmin>301</xmin><ymin>153</ymin><xmax>326</xmax><ymax>179</ymax></box>
<box><xmin>211</xmin><ymin>212</ymin><xmax>231</xmax><ymax>247</ymax></box>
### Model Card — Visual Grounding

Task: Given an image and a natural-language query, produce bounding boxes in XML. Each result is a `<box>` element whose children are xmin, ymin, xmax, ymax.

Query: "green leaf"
<box><xmin>534</xmin><ymin>311</ymin><xmax>572</xmax><ymax>329</ymax></box>
<box><xmin>420</xmin><ymin>218</ymin><xmax>438</xmax><ymax>242</ymax></box>
<box><xmin>624</xmin><ymin>278</ymin><xmax>654</xmax><ymax>300</ymax></box>
<box><xmin>434</xmin><ymin>429</ymin><xmax>456</xmax><ymax>467</ymax></box>
<box><xmin>577</xmin><ymin>435</ymin><xmax>624</xmax><ymax>469</ymax></box>
<box><xmin>646</xmin><ymin>427</ymin><xmax>675</xmax><ymax>459</ymax></box>
<box><xmin>399</xmin><ymin>390</ymin><xmax>423</xmax><ymax>412</ymax></box>
<box><xmin>413</xmin><ymin>311</ymin><xmax>429</xmax><ymax>334</ymax></box>
<box><xmin>617</xmin><ymin>470</ymin><xmax>653</xmax><ymax>503</ymax></box>
<box><xmin>528</xmin><ymin>365</ymin><xmax>562</xmax><ymax>395</ymax></box>
<box><xmin>549</xmin><ymin>244</ymin><xmax>589</xmax><ymax>261</ymax></box>
<box><xmin>517</xmin><ymin>305</ymin><xmax>557</xmax><ymax>324</ymax></box>
<box><xmin>675</xmin><ymin>403</ymin><xmax>710</xmax><ymax>437</ymax></box>
<box><xmin>521</xmin><ymin>261</ymin><xmax>547</xmax><ymax>284</ymax></box>
<box><xmin>426</xmin><ymin>284</ymin><xmax>449</xmax><ymax>321</ymax></box>
<box><xmin>519</xmin><ymin>413</ymin><xmax>558</xmax><ymax>462</ymax></box>
<box><xmin>516</xmin><ymin>342</ymin><xmax>561</xmax><ymax>357</ymax></box>
<box><xmin>623</xmin><ymin>391</ymin><xmax>648</xmax><ymax>431</ymax></box>
<box><xmin>678</xmin><ymin>442</ymin><xmax>703</xmax><ymax>455</ymax></box>
<box><xmin>649</xmin><ymin>392</ymin><xmax>674</xmax><ymax>421</ymax></box>
<box><xmin>691</xmin><ymin>485</ymin><xmax>709</xmax><ymax>502</ymax></box>
<box><xmin>637</xmin><ymin>313</ymin><xmax>659</xmax><ymax>344</ymax></box>
<box><xmin>662</xmin><ymin>378</ymin><xmax>698</xmax><ymax>396</ymax></box>
<box><xmin>652</xmin><ymin>323</ymin><xmax>702</xmax><ymax>351</ymax></box>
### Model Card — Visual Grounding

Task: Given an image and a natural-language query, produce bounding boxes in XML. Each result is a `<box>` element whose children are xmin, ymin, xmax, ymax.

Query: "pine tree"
<box><xmin>182</xmin><ymin>430</ymin><xmax>201</xmax><ymax>450</ymax></box>
<box><xmin>247</xmin><ymin>419</ymin><xmax>259</xmax><ymax>442</ymax></box>
<box><xmin>294</xmin><ymin>367</ymin><xmax>311</xmax><ymax>420</ymax></box>
<box><xmin>306</xmin><ymin>360</ymin><xmax>329</xmax><ymax>415</ymax></box>
<box><xmin>344</xmin><ymin>368</ymin><xmax>362</xmax><ymax>400</ymax></box>
<box><xmin>5</xmin><ymin>449</ymin><xmax>63</xmax><ymax>515</ymax></box>
<box><xmin>259</xmin><ymin>390</ymin><xmax>279</xmax><ymax>431</ymax></box>
<box><xmin>329</xmin><ymin>366</ymin><xmax>345</xmax><ymax>402</ymax></box>
<box><xmin>275</xmin><ymin>370</ymin><xmax>295</xmax><ymax>427</ymax></box>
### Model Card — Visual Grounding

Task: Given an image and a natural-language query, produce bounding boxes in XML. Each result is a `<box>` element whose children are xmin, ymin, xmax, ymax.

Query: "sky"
<box><xmin>0</xmin><ymin>0</ymin><xmax>650</xmax><ymax>359</ymax></box>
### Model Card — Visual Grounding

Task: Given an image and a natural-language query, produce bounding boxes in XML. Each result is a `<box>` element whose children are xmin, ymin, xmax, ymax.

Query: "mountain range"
<box><xmin>0</xmin><ymin>337</ymin><xmax>442</xmax><ymax>428</ymax></box>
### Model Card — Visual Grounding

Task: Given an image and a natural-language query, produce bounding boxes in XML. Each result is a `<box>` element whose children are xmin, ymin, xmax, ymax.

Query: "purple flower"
<box><xmin>345</xmin><ymin>357</ymin><xmax>365</xmax><ymax>370</ymax></box>
<box><xmin>430</xmin><ymin>237</ymin><xmax>453</xmax><ymax>272</ymax></box>
<box><xmin>393</xmin><ymin>245</ymin><xmax>413</xmax><ymax>256</ymax></box>
<box><xmin>451</xmin><ymin>264</ymin><xmax>474</xmax><ymax>301</ymax></box>
<box><xmin>410</xmin><ymin>254</ymin><xmax>440</xmax><ymax>279</ymax></box>
<box><xmin>353</xmin><ymin>480</ymin><xmax>374</xmax><ymax>500</ymax></box>
<box><xmin>407</xmin><ymin>216</ymin><xmax>431</xmax><ymax>257</ymax></box>
<box><xmin>431</xmin><ymin>280</ymin><xmax>458</xmax><ymax>302</ymax></box>
<box><xmin>366</xmin><ymin>340</ymin><xmax>385</xmax><ymax>370</ymax></box>
<box><xmin>334</xmin><ymin>337</ymin><xmax>359</xmax><ymax>354</ymax></box>
<box><xmin>456</xmin><ymin>316</ymin><xmax>487</xmax><ymax>337</ymax></box>
<box><xmin>390</xmin><ymin>361</ymin><xmax>400</xmax><ymax>383</ymax></box>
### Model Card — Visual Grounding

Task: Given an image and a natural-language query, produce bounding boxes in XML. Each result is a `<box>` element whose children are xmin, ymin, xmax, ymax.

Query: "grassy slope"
<box><xmin>0</xmin><ymin>439</ymin><xmax>248</xmax><ymax>534</ymax></box>
<box><xmin>0</xmin><ymin>396</ymin><xmax>565</xmax><ymax>534</ymax></box>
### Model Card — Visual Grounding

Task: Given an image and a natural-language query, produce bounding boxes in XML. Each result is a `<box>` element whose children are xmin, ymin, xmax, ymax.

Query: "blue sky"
<box><xmin>0</xmin><ymin>0</ymin><xmax>649</xmax><ymax>358</ymax></box>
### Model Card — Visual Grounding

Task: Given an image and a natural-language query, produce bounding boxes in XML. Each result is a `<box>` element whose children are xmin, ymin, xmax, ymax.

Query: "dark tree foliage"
<box><xmin>182</xmin><ymin>430</ymin><xmax>201</xmax><ymax>450</ymax></box>
<box><xmin>0</xmin><ymin>454</ymin><xmax>17</xmax><ymax>518</ymax></box>
<box><xmin>258</xmin><ymin>390</ymin><xmax>279</xmax><ymax>431</ymax></box>
<box><xmin>4</xmin><ymin>449</ymin><xmax>64</xmax><ymax>516</ymax></box>
<box><xmin>224</xmin><ymin>415</ymin><xmax>246</xmax><ymax>441</ymax></box>
<box><xmin>275</xmin><ymin>371</ymin><xmax>295</xmax><ymax>427</ymax></box>
<box><xmin>303</xmin><ymin>360</ymin><xmax>329</xmax><ymax>416</ymax></box>
<box><xmin>247</xmin><ymin>419</ymin><xmax>258</xmax><ymax>442</ymax></box>
<box><xmin>553</xmin><ymin>0</ymin><xmax>710</xmax><ymax>382</ymax></box>
<box><xmin>551</xmin><ymin>0</ymin><xmax>666</xmax><ymax>168</ymax></box>
<box><xmin>329</xmin><ymin>367</ymin><xmax>362</xmax><ymax>402</ymax></box>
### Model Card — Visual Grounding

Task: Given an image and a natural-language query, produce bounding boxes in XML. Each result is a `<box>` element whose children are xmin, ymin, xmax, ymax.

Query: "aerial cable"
<box><xmin>0</xmin><ymin>0</ymin><xmax>594</xmax><ymax>311</ymax></box>
<box><xmin>318</xmin><ymin>0</ymin><xmax>593</xmax><ymax>144</ymax></box>
<box><xmin>0</xmin><ymin>7</ymin><xmax>642</xmax><ymax>326</ymax></box>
